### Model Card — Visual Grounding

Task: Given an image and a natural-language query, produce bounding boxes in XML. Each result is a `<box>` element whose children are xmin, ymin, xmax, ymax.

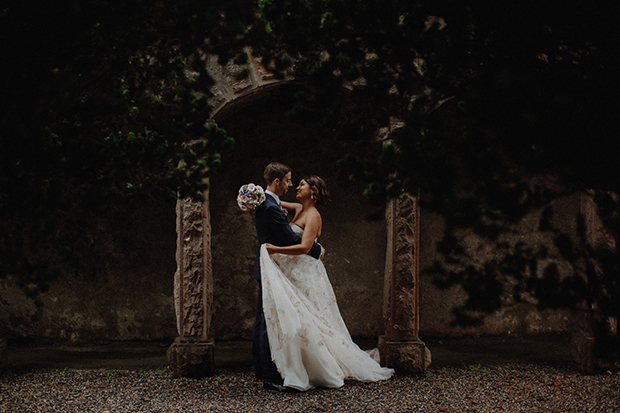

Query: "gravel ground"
<box><xmin>2</xmin><ymin>363</ymin><xmax>619</xmax><ymax>412</ymax></box>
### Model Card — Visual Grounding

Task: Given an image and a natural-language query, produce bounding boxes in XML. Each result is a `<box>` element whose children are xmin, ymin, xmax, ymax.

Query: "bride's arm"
<box><xmin>265</xmin><ymin>213</ymin><xmax>321</xmax><ymax>255</ymax></box>
<box><xmin>280</xmin><ymin>200</ymin><xmax>302</xmax><ymax>219</ymax></box>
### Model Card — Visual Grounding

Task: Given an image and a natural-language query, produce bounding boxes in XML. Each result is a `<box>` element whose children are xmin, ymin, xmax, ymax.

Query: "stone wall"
<box><xmin>1</xmin><ymin>201</ymin><xmax>178</xmax><ymax>343</ymax></box>
<box><xmin>1</xmin><ymin>87</ymin><xmax>578</xmax><ymax>344</ymax></box>
<box><xmin>209</xmin><ymin>87</ymin><xmax>387</xmax><ymax>340</ymax></box>
<box><xmin>419</xmin><ymin>193</ymin><xmax>577</xmax><ymax>337</ymax></box>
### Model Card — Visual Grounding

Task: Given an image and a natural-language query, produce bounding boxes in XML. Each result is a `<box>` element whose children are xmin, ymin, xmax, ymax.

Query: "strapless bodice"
<box><xmin>290</xmin><ymin>223</ymin><xmax>304</xmax><ymax>237</ymax></box>
<box><xmin>290</xmin><ymin>223</ymin><xmax>319</xmax><ymax>242</ymax></box>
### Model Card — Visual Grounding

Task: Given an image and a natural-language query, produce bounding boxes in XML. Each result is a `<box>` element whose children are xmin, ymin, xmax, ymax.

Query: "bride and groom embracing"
<box><xmin>251</xmin><ymin>162</ymin><xmax>394</xmax><ymax>392</ymax></box>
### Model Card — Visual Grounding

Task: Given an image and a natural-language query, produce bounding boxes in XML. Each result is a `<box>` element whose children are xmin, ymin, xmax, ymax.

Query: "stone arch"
<box><xmin>166</xmin><ymin>50</ymin><xmax>430</xmax><ymax>378</ymax></box>
<box><xmin>206</xmin><ymin>48</ymin><xmax>297</xmax><ymax>120</ymax></box>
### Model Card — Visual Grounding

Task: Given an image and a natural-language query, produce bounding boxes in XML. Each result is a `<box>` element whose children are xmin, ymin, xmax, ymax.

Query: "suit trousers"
<box><xmin>252</xmin><ymin>283</ymin><xmax>283</xmax><ymax>385</ymax></box>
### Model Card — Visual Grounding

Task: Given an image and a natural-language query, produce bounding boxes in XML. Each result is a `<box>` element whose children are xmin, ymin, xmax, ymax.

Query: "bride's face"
<box><xmin>295</xmin><ymin>179</ymin><xmax>312</xmax><ymax>201</ymax></box>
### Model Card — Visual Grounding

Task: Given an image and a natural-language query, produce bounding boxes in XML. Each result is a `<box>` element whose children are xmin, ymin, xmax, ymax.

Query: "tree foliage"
<box><xmin>254</xmin><ymin>0</ymin><xmax>619</xmax><ymax>358</ymax></box>
<box><xmin>0</xmin><ymin>0</ymin><xmax>252</xmax><ymax>300</ymax></box>
<box><xmin>1</xmin><ymin>0</ymin><xmax>617</xmax><ymax>360</ymax></box>
<box><xmin>254</xmin><ymin>0</ymin><xmax>617</xmax><ymax>195</ymax></box>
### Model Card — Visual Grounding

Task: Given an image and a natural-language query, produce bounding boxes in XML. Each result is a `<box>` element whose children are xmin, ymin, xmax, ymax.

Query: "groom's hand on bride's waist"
<box><xmin>265</xmin><ymin>243</ymin><xmax>276</xmax><ymax>255</ymax></box>
<box><xmin>320</xmin><ymin>245</ymin><xmax>325</xmax><ymax>260</ymax></box>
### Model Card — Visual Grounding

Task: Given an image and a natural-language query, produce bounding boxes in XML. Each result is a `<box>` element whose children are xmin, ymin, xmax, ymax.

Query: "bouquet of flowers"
<box><xmin>237</xmin><ymin>183</ymin><xmax>266</xmax><ymax>211</ymax></box>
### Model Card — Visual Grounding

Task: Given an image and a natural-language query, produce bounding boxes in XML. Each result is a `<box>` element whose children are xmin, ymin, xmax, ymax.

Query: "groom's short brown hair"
<box><xmin>264</xmin><ymin>162</ymin><xmax>292</xmax><ymax>186</ymax></box>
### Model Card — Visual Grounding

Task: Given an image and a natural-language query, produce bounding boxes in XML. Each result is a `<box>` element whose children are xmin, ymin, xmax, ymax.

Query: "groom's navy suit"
<box><xmin>253</xmin><ymin>192</ymin><xmax>322</xmax><ymax>384</ymax></box>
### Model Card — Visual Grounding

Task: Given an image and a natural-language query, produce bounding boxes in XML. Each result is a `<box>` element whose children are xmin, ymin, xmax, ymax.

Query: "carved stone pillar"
<box><xmin>570</xmin><ymin>190</ymin><xmax>618</xmax><ymax>370</ymax></box>
<box><xmin>167</xmin><ymin>186</ymin><xmax>215</xmax><ymax>378</ymax></box>
<box><xmin>378</xmin><ymin>193</ymin><xmax>431</xmax><ymax>373</ymax></box>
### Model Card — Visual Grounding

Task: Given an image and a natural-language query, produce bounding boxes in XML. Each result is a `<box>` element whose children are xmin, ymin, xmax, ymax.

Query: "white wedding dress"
<box><xmin>260</xmin><ymin>224</ymin><xmax>394</xmax><ymax>391</ymax></box>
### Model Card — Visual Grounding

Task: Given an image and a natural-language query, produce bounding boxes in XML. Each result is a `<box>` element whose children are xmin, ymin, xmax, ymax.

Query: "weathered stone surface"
<box><xmin>418</xmin><ymin>192</ymin><xmax>580</xmax><ymax>338</ymax></box>
<box><xmin>169</xmin><ymin>186</ymin><xmax>215</xmax><ymax>377</ymax></box>
<box><xmin>167</xmin><ymin>338</ymin><xmax>215</xmax><ymax>379</ymax></box>
<box><xmin>383</xmin><ymin>194</ymin><xmax>420</xmax><ymax>341</ymax></box>
<box><xmin>0</xmin><ymin>53</ymin><xmax>591</xmax><ymax>348</ymax></box>
<box><xmin>1</xmin><ymin>202</ymin><xmax>178</xmax><ymax>343</ymax></box>
<box><xmin>381</xmin><ymin>194</ymin><xmax>431</xmax><ymax>373</ymax></box>
<box><xmin>377</xmin><ymin>335</ymin><xmax>431</xmax><ymax>374</ymax></box>
<box><xmin>569</xmin><ymin>191</ymin><xmax>618</xmax><ymax>370</ymax></box>
<box><xmin>206</xmin><ymin>47</ymin><xmax>294</xmax><ymax>118</ymax></box>
<box><xmin>210</xmin><ymin>96</ymin><xmax>387</xmax><ymax>340</ymax></box>
<box><xmin>173</xmin><ymin>193</ymin><xmax>213</xmax><ymax>341</ymax></box>
<box><xmin>570</xmin><ymin>308</ymin><xmax>619</xmax><ymax>370</ymax></box>
<box><xmin>570</xmin><ymin>309</ymin><xmax>596</xmax><ymax>370</ymax></box>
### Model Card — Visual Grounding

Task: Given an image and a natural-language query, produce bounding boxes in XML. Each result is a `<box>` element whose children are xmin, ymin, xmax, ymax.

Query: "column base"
<box><xmin>167</xmin><ymin>338</ymin><xmax>215</xmax><ymax>379</ymax></box>
<box><xmin>378</xmin><ymin>335</ymin><xmax>431</xmax><ymax>374</ymax></box>
<box><xmin>570</xmin><ymin>310</ymin><xmax>619</xmax><ymax>371</ymax></box>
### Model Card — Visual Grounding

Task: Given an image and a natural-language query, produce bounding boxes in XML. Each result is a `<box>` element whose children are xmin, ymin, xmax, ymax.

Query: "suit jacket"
<box><xmin>253</xmin><ymin>193</ymin><xmax>322</xmax><ymax>281</ymax></box>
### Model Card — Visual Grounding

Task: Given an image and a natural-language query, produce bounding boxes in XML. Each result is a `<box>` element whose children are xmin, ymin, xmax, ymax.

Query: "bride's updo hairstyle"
<box><xmin>304</xmin><ymin>175</ymin><xmax>331</xmax><ymax>207</ymax></box>
<box><xmin>264</xmin><ymin>162</ymin><xmax>292</xmax><ymax>185</ymax></box>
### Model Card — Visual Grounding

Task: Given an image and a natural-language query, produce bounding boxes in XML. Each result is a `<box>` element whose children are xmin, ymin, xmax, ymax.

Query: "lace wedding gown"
<box><xmin>260</xmin><ymin>223</ymin><xmax>394</xmax><ymax>391</ymax></box>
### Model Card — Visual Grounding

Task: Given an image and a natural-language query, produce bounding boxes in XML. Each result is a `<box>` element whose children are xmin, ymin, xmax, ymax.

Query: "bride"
<box><xmin>263</xmin><ymin>175</ymin><xmax>394</xmax><ymax>391</ymax></box>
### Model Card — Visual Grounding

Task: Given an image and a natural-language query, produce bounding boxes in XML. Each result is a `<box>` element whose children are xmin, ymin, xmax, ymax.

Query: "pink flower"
<box><xmin>237</xmin><ymin>183</ymin><xmax>265</xmax><ymax>212</ymax></box>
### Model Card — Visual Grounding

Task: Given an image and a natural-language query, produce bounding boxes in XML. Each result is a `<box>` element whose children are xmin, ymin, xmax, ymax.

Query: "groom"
<box><xmin>253</xmin><ymin>162</ymin><xmax>323</xmax><ymax>391</ymax></box>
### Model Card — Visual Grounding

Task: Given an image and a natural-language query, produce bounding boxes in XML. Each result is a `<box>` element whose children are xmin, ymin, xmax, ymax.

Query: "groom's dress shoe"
<box><xmin>262</xmin><ymin>381</ymin><xmax>286</xmax><ymax>392</ymax></box>
<box><xmin>262</xmin><ymin>381</ymin><xmax>301</xmax><ymax>393</ymax></box>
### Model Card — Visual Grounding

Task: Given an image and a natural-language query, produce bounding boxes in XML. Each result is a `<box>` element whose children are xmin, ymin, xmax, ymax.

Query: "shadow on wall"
<box><xmin>209</xmin><ymin>85</ymin><xmax>387</xmax><ymax>340</ymax></box>
<box><xmin>1</xmin><ymin>200</ymin><xmax>178</xmax><ymax>343</ymax></box>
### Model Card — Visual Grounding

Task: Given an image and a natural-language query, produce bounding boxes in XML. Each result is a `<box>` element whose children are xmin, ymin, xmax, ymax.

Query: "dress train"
<box><xmin>260</xmin><ymin>243</ymin><xmax>394</xmax><ymax>391</ymax></box>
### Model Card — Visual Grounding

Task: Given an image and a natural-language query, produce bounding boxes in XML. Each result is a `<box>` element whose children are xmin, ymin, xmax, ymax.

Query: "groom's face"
<box><xmin>275</xmin><ymin>172</ymin><xmax>293</xmax><ymax>197</ymax></box>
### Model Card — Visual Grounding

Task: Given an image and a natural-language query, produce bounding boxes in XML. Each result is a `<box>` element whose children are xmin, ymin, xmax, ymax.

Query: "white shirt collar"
<box><xmin>265</xmin><ymin>190</ymin><xmax>280</xmax><ymax>205</ymax></box>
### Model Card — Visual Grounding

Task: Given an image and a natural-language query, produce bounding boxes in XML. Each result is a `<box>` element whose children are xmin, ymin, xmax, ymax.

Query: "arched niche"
<box><xmin>166</xmin><ymin>51</ymin><xmax>430</xmax><ymax>378</ymax></box>
<box><xmin>210</xmin><ymin>84</ymin><xmax>387</xmax><ymax>341</ymax></box>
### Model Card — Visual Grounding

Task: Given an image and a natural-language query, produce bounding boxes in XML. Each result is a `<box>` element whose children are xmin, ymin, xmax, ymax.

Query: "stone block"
<box><xmin>167</xmin><ymin>338</ymin><xmax>215</xmax><ymax>379</ymax></box>
<box><xmin>570</xmin><ymin>331</ymin><xmax>595</xmax><ymax>370</ymax></box>
<box><xmin>378</xmin><ymin>335</ymin><xmax>431</xmax><ymax>374</ymax></box>
<box><xmin>570</xmin><ymin>310</ymin><xmax>619</xmax><ymax>371</ymax></box>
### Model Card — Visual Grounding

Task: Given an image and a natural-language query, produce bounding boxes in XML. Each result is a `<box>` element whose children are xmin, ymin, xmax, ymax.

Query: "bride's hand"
<box><xmin>265</xmin><ymin>243</ymin><xmax>276</xmax><ymax>254</ymax></box>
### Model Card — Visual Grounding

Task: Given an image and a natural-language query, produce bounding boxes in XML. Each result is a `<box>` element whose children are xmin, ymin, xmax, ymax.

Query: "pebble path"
<box><xmin>2</xmin><ymin>363</ymin><xmax>619</xmax><ymax>412</ymax></box>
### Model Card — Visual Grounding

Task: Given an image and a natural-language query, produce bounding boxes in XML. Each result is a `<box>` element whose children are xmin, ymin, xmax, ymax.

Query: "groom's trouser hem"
<box><xmin>253</xmin><ymin>285</ymin><xmax>282</xmax><ymax>385</ymax></box>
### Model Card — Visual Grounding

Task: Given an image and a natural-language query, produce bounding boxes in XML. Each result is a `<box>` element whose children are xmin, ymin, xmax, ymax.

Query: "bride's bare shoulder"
<box><xmin>306</xmin><ymin>207</ymin><xmax>322</xmax><ymax>224</ymax></box>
